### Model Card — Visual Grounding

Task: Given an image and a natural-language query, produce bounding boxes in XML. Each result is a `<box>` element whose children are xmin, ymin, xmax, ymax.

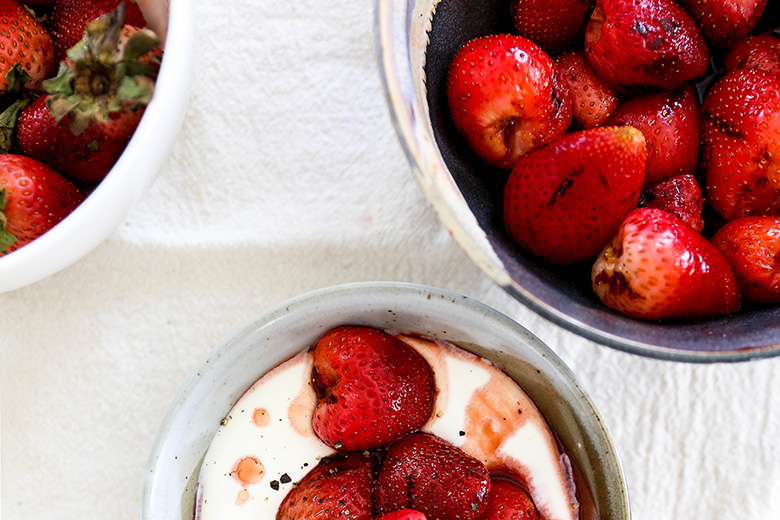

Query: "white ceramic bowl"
<box><xmin>0</xmin><ymin>0</ymin><xmax>194</xmax><ymax>293</ymax></box>
<box><xmin>141</xmin><ymin>282</ymin><xmax>629</xmax><ymax>520</ymax></box>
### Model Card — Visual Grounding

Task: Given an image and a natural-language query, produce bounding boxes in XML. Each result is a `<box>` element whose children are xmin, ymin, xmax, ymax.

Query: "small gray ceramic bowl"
<box><xmin>375</xmin><ymin>0</ymin><xmax>780</xmax><ymax>362</ymax></box>
<box><xmin>141</xmin><ymin>282</ymin><xmax>628</xmax><ymax>520</ymax></box>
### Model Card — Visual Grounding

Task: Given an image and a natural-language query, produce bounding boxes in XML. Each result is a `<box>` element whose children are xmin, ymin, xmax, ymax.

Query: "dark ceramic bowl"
<box><xmin>375</xmin><ymin>0</ymin><xmax>780</xmax><ymax>362</ymax></box>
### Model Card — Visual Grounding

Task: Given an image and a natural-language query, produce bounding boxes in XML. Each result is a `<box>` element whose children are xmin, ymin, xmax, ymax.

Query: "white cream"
<box><xmin>195</xmin><ymin>336</ymin><xmax>580</xmax><ymax>520</ymax></box>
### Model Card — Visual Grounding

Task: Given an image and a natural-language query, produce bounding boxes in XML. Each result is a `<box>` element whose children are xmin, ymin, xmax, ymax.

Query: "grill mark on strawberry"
<box><xmin>549</xmin><ymin>177</ymin><xmax>574</xmax><ymax>205</ymax></box>
<box><xmin>701</xmin><ymin>111</ymin><xmax>745</xmax><ymax>140</ymax></box>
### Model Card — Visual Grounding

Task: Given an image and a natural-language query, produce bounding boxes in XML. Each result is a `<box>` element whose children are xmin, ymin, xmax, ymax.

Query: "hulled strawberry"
<box><xmin>0</xmin><ymin>0</ymin><xmax>55</xmax><ymax>94</ymax></box>
<box><xmin>554</xmin><ymin>50</ymin><xmax>622</xmax><ymax>130</ymax></box>
<box><xmin>311</xmin><ymin>326</ymin><xmax>434</xmax><ymax>452</ymax></box>
<box><xmin>277</xmin><ymin>452</ymin><xmax>374</xmax><ymax>520</ymax></box>
<box><xmin>503</xmin><ymin>125</ymin><xmax>646</xmax><ymax>265</ymax></box>
<box><xmin>50</xmin><ymin>0</ymin><xmax>147</xmax><ymax>61</ymax></box>
<box><xmin>722</xmin><ymin>34</ymin><xmax>780</xmax><ymax>76</ymax></box>
<box><xmin>606</xmin><ymin>86</ymin><xmax>700</xmax><ymax>187</ymax></box>
<box><xmin>447</xmin><ymin>34</ymin><xmax>572</xmax><ymax>170</ymax></box>
<box><xmin>638</xmin><ymin>174</ymin><xmax>705</xmax><ymax>233</ymax></box>
<box><xmin>677</xmin><ymin>0</ymin><xmax>768</xmax><ymax>49</ymax></box>
<box><xmin>510</xmin><ymin>0</ymin><xmax>595</xmax><ymax>55</ymax></box>
<box><xmin>701</xmin><ymin>68</ymin><xmax>780</xmax><ymax>221</ymax></box>
<box><xmin>0</xmin><ymin>154</ymin><xmax>84</xmax><ymax>255</ymax></box>
<box><xmin>16</xmin><ymin>5</ymin><xmax>161</xmax><ymax>184</ymax></box>
<box><xmin>711</xmin><ymin>216</ymin><xmax>780</xmax><ymax>303</ymax></box>
<box><xmin>584</xmin><ymin>0</ymin><xmax>709</xmax><ymax>92</ymax></box>
<box><xmin>591</xmin><ymin>208</ymin><xmax>741</xmax><ymax>320</ymax></box>
<box><xmin>374</xmin><ymin>432</ymin><xmax>491</xmax><ymax>520</ymax></box>
<box><xmin>477</xmin><ymin>479</ymin><xmax>540</xmax><ymax>520</ymax></box>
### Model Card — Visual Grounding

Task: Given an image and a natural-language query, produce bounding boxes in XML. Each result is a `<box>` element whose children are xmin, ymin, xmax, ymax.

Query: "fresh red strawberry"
<box><xmin>638</xmin><ymin>174</ymin><xmax>705</xmax><ymax>233</ymax></box>
<box><xmin>677</xmin><ymin>0</ymin><xmax>768</xmax><ymax>49</ymax></box>
<box><xmin>376</xmin><ymin>510</ymin><xmax>428</xmax><ymax>520</ymax></box>
<box><xmin>19</xmin><ymin>0</ymin><xmax>54</xmax><ymax>6</ymax></box>
<box><xmin>277</xmin><ymin>452</ymin><xmax>374</xmax><ymax>520</ymax></box>
<box><xmin>584</xmin><ymin>0</ymin><xmax>709</xmax><ymax>92</ymax></box>
<box><xmin>49</xmin><ymin>0</ymin><xmax>147</xmax><ymax>61</ymax></box>
<box><xmin>447</xmin><ymin>34</ymin><xmax>572</xmax><ymax>170</ymax></box>
<box><xmin>374</xmin><ymin>432</ymin><xmax>491</xmax><ymax>520</ymax></box>
<box><xmin>711</xmin><ymin>216</ymin><xmax>780</xmax><ymax>303</ymax></box>
<box><xmin>591</xmin><ymin>208</ymin><xmax>741</xmax><ymax>320</ymax></box>
<box><xmin>311</xmin><ymin>326</ymin><xmax>433</xmax><ymax>452</ymax></box>
<box><xmin>477</xmin><ymin>479</ymin><xmax>540</xmax><ymax>520</ymax></box>
<box><xmin>503</xmin><ymin>125</ymin><xmax>646</xmax><ymax>265</ymax></box>
<box><xmin>510</xmin><ymin>0</ymin><xmax>595</xmax><ymax>55</ymax></box>
<box><xmin>554</xmin><ymin>50</ymin><xmax>622</xmax><ymax>130</ymax></box>
<box><xmin>701</xmin><ymin>68</ymin><xmax>780</xmax><ymax>221</ymax></box>
<box><xmin>0</xmin><ymin>154</ymin><xmax>84</xmax><ymax>255</ymax></box>
<box><xmin>0</xmin><ymin>0</ymin><xmax>55</xmax><ymax>93</ymax></box>
<box><xmin>722</xmin><ymin>34</ymin><xmax>780</xmax><ymax>76</ymax></box>
<box><xmin>606</xmin><ymin>86</ymin><xmax>700</xmax><ymax>187</ymax></box>
<box><xmin>16</xmin><ymin>7</ymin><xmax>160</xmax><ymax>184</ymax></box>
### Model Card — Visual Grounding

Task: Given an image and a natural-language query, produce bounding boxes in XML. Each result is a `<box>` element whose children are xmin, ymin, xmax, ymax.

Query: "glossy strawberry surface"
<box><xmin>591</xmin><ymin>208</ymin><xmax>742</xmax><ymax>320</ymax></box>
<box><xmin>376</xmin><ymin>510</ymin><xmax>428</xmax><ymax>520</ymax></box>
<box><xmin>722</xmin><ymin>34</ymin><xmax>780</xmax><ymax>76</ymax></box>
<box><xmin>311</xmin><ymin>326</ymin><xmax>433</xmax><ymax>452</ymax></box>
<box><xmin>477</xmin><ymin>479</ymin><xmax>540</xmax><ymax>520</ymax></box>
<box><xmin>0</xmin><ymin>0</ymin><xmax>55</xmax><ymax>93</ymax></box>
<box><xmin>555</xmin><ymin>50</ymin><xmax>622</xmax><ymax>130</ymax></box>
<box><xmin>503</xmin><ymin>125</ymin><xmax>646</xmax><ymax>265</ymax></box>
<box><xmin>638</xmin><ymin>174</ymin><xmax>705</xmax><ymax>233</ymax></box>
<box><xmin>510</xmin><ymin>0</ymin><xmax>595</xmax><ymax>55</ymax></box>
<box><xmin>677</xmin><ymin>0</ymin><xmax>768</xmax><ymax>49</ymax></box>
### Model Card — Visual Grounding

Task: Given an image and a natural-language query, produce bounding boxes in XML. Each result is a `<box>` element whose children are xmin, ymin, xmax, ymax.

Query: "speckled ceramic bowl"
<box><xmin>375</xmin><ymin>0</ymin><xmax>780</xmax><ymax>362</ymax></box>
<box><xmin>141</xmin><ymin>282</ymin><xmax>628</xmax><ymax>520</ymax></box>
<box><xmin>0</xmin><ymin>0</ymin><xmax>194</xmax><ymax>294</ymax></box>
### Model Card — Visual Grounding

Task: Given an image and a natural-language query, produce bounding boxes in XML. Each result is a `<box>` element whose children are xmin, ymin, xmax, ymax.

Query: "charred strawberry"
<box><xmin>16</xmin><ymin>5</ymin><xmax>161</xmax><ymax>184</ymax></box>
<box><xmin>711</xmin><ymin>216</ymin><xmax>780</xmax><ymax>303</ymax></box>
<box><xmin>606</xmin><ymin>86</ymin><xmax>700</xmax><ymax>187</ymax></box>
<box><xmin>584</xmin><ymin>0</ymin><xmax>709</xmax><ymax>92</ymax></box>
<box><xmin>555</xmin><ymin>50</ymin><xmax>622</xmax><ymax>130</ymax></box>
<box><xmin>477</xmin><ymin>479</ymin><xmax>540</xmax><ymax>520</ymax></box>
<box><xmin>503</xmin><ymin>126</ymin><xmax>646</xmax><ymax>265</ymax></box>
<box><xmin>510</xmin><ymin>0</ymin><xmax>595</xmax><ymax>55</ymax></box>
<box><xmin>311</xmin><ymin>326</ymin><xmax>433</xmax><ymax>452</ymax></box>
<box><xmin>591</xmin><ymin>208</ymin><xmax>741</xmax><ymax>320</ymax></box>
<box><xmin>276</xmin><ymin>452</ymin><xmax>374</xmax><ymax>520</ymax></box>
<box><xmin>374</xmin><ymin>432</ymin><xmax>491</xmax><ymax>520</ymax></box>
<box><xmin>722</xmin><ymin>34</ymin><xmax>780</xmax><ymax>76</ymax></box>
<box><xmin>638</xmin><ymin>174</ymin><xmax>705</xmax><ymax>233</ymax></box>
<box><xmin>447</xmin><ymin>34</ymin><xmax>572</xmax><ymax>170</ymax></box>
<box><xmin>0</xmin><ymin>154</ymin><xmax>84</xmax><ymax>255</ymax></box>
<box><xmin>677</xmin><ymin>0</ymin><xmax>768</xmax><ymax>49</ymax></box>
<box><xmin>0</xmin><ymin>0</ymin><xmax>56</xmax><ymax>94</ymax></box>
<box><xmin>701</xmin><ymin>68</ymin><xmax>780</xmax><ymax>221</ymax></box>
<box><xmin>50</xmin><ymin>0</ymin><xmax>147</xmax><ymax>61</ymax></box>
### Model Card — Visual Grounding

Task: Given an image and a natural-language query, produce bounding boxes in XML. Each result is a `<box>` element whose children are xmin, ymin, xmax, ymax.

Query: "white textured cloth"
<box><xmin>2</xmin><ymin>1</ymin><xmax>780</xmax><ymax>519</ymax></box>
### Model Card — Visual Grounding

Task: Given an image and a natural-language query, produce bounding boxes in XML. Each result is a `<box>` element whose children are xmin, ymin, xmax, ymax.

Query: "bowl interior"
<box><xmin>142</xmin><ymin>282</ymin><xmax>629</xmax><ymax>520</ymax></box>
<box><xmin>0</xmin><ymin>0</ymin><xmax>194</xmax><ymax>294</ymax></box>
<box><xmin>379</xmin><ymin>0</ymin><xmax>780</xmax><ymax>362</ymax></box>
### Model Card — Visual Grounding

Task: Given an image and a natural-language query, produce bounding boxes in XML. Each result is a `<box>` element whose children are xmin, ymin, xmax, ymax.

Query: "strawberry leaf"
<box><xmin>0</xmin><ymin>189</ymin><xmax>17</xmax><ymax>254</ymax></box>
<box><xmin>0</xmin><ymin>95</ymin><xmax>34</xmax><ymax>154</ymax></box>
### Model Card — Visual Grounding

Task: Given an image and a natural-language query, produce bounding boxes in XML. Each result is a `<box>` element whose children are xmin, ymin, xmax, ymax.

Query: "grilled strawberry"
<box><xmin>0</xmin><ymin>154</ymin><xmax>84</xmax><ymax>255</ymax></box>
<box><xmin>477</xmin><ymin>479</ymin><xmax>540</xmax><ymax>520</ymax></box>
<box><xmin>722</xmin><ymin>34</ymin><xmax>780</xmax><ymax>76</ymax></box>
<box><xmin>555</xmin><ymin>50</ymin><xmax>622</xmax><ymax>130</ymax></box>
<box><xmin>503</xmin><ymin>125</ymin><xmax>646</xmax><ymax>265</ymax></box>
<box><xmin>591</xmin><ymin>208</ymin><xmax>741</xmax><ymax>320</ymax></box>
<box><xmin>584</xmin><ymin>0</ymin><xmax>709</xmax><ymax>92</ymax></box>
<box><xmin>311</xmin><ymin>326</ymin><xmax>433</xmax><ymax>452</ymax></box>
<box><xmin>277</xmin><ymin>452</ymin><xmax>374</xmax><ymax>520</ymax></box>
<box><xmin>374</xmin><ymin>432</ymin><xmax>491</xmax><ymax>520</ymax></box>
<box><xmin>606</xmin><ymin>86</ymin><xmax>700</xmax><ymax>187</ymax></box>
<box><xmin>701</xmin><ymin>68</ymin><xmax>780</xmax><ymax>221</ymax></box>
<box><xmin>510</xmin><ymin>0</ymin><xmax>595</xmax><ymax>55</ymax></box>
<box><xmin>16</xmin><ymin>6</ymin><xmax>160</xmax><ymax>184</ymax></box>
<box><xmin>638</xmin><ymin>174</ymin><xmax>705</xmax><ymax>233</ymax></box>
<box><xmin>0</xmin><ymin>0</ymin><xmax>55</xmax><ymax>94</ymax></box>
<box><xmin>677</xmin><ymin>0</ymin><xmax>768</xmax><ymax>49</ymax></box>
<box><xmin>447</xmin><ymin>34</ymin><xmax>572</xmax><ymax>170</ymax></box>
<box><xmin>376</xmin><ymin>510</ymin><xmax>428</xmax><ymax>520</ymax></box>
<box><xmin>711</xmin><ymin>216</ymin><xmax>780</xmax><ymax>303</ymax></box>
<box><xmin>50</xmin><ymin>0</ymin><xmax>147</xmax><ymax>61</ymax></box>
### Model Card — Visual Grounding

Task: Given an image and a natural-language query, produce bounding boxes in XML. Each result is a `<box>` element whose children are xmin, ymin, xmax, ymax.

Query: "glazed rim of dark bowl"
<box><xmin>374</xmin><ymin>0</ymin><xmax>780</xmax><ymax>363</ymax></box>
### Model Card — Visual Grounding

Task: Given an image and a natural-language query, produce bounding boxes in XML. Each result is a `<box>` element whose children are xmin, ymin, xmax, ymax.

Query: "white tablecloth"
<box><xmin>2</xmin><ymin>1</ymin><xmax>779</xmax><ymax>519</ymax></box>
